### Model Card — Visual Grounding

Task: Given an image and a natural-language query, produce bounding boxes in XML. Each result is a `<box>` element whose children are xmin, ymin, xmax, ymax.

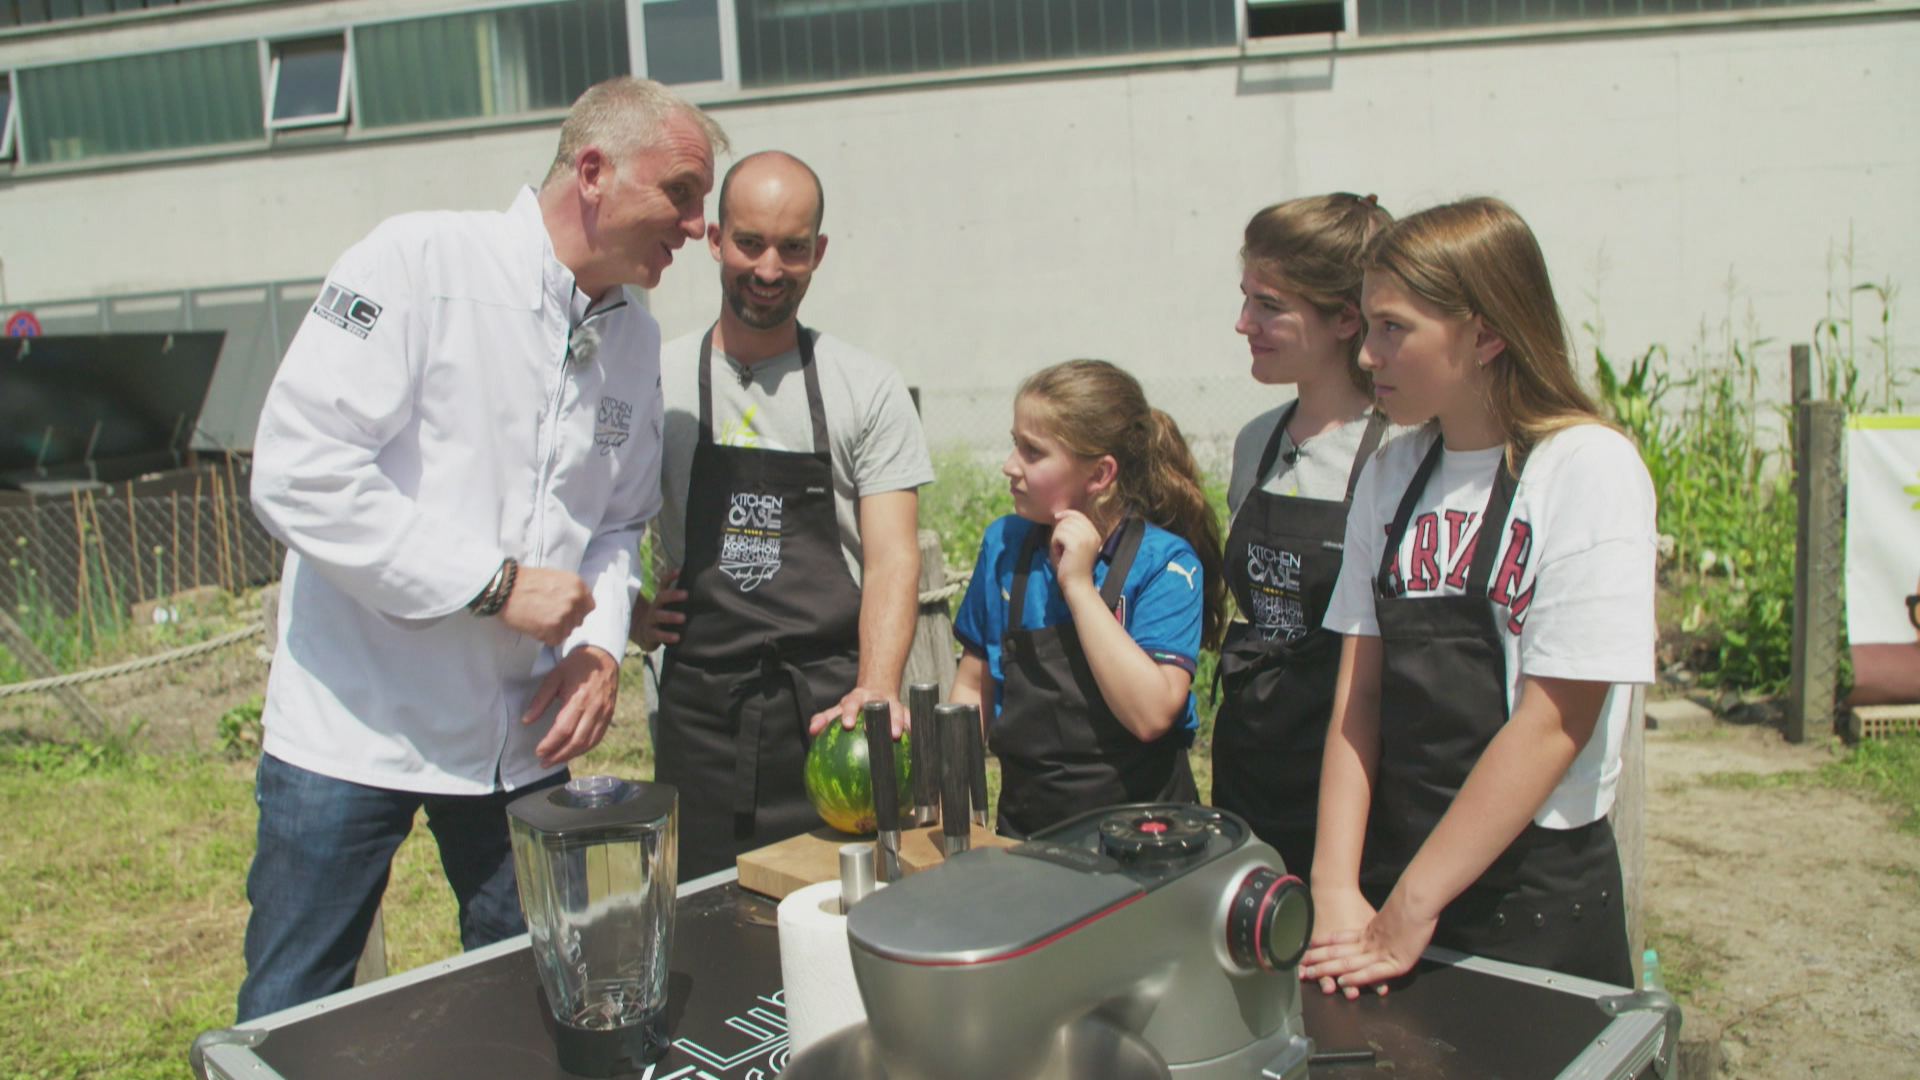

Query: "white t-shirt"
<box><xmin>1323</xmin><ymin>423</ymin><xmax>1658</xmax><ymax>829</ymax></box>
<box><xmin>654</xmin><ymin>328</ymin><xmax>935</xmax><ymax>583</ymax></box>
<box><xmin>1228</xmin><ymin>404</ymin><xmax>1381</xmax><ymax>512</ymax></box>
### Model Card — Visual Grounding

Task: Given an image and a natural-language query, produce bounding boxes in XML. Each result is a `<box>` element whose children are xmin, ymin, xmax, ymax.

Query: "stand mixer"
<box><xmin>777</xmin><ymin>804</ymin><xmax>1315</xmax><ymax>1080</ymax></box>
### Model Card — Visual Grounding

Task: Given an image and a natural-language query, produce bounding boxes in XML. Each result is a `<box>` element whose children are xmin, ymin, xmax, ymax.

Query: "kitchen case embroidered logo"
<box><xmin>1244</xmin><ymin>543</ymin><xmax>1306</xmax><ymax>641</ymax></box>
<box><xmin>720</xmin><ymin>493</ymin><xmax>784</xmax><ymax>591</ymax></box>
<box><xmin>596</xmin><ymin>396</ymin><xmax>633</xmax><ymax>455</ymax></box>
<box><xmin>312</xmin><ymin>283</ymin><xmax>382</xmax><ymax>339</ymax></box>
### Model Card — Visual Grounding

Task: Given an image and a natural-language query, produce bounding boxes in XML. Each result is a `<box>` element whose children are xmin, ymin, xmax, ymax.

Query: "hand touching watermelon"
<box><xmin>806</xmin><ymin>715</ymin><xmax>912</xmax><ymax>835</ymax></box>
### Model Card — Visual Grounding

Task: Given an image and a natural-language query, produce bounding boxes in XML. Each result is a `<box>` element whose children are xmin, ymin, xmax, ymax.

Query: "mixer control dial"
<box><xmin>1098</xmin><ymin>810</ymin><xmax>1211</xmax><ymax>862</ymax></box>
<box><xmin>1227</xmin><ymin>868</ymin><xmax>1313</xmax><ymax>974</ymax></box>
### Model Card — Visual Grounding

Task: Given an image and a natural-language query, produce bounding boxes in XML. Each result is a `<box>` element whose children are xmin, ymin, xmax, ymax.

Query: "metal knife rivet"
<box><xmin>1533</xmin><ymin>912</ymin><xmax>1546</xmax><ymax>928</ymax></box>
<box><xmin>1572</xmin><ymin>903</ymin><xmax>1583</xmax><ymax>919</ymax></box>
<box><xmin>1492</xmin><ymin>912</ymin><xmax>1506</xmax><ymax>927</ymax></box>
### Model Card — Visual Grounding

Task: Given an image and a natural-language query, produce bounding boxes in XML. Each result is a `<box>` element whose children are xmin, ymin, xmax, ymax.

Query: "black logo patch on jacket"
<box><xmin>313</xmin><ymin>283</ymin><xmax>383</xmax><ymax>339</ymax></box>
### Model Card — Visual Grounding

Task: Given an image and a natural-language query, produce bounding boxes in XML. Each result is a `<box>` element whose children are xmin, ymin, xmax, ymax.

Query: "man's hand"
<box><xmin>809</xmin><ymin>686</ymin><xmax>906</xmax><ymax>737</ymax></box>
<box><xmin>630</xmin><ymin>568</ymin><xmax>688</xmax><ymax>651</ymax></box>
<box><xmin>499</xmin><ymin>566</ymin><xmax>595</xmax><ymax>646</ymax></box>
<box><xmin>523</xmin><ymin>645</ymin><xmax>621</xmax><ymax>768</ymax></box>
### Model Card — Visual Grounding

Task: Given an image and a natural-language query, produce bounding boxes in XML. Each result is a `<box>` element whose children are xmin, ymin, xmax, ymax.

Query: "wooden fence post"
<box><xmin>902</xmin><ymin>530</ymin><xmax>958</xmax><ymax>700</ymax></box>
<box><xmin>0</xmin><ymin>607</ymin><xmax>109</xmax><ymax>737</ymax></box>
<box><xmin>1620</xmin><ymin>685</ymin><xmax>1647</xmax><ymax>986</ymax></box>
<box><xmin>1789</xmin><ymin>343</ymin><xmax>1844</xmax><ymax>743</ymax></box>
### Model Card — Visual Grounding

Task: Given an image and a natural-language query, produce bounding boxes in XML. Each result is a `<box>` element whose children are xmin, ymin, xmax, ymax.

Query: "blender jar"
<box><xmin>507</xmin><ymin>775</ymin><xmax>678</xmax><ymax>1076</ymax></box>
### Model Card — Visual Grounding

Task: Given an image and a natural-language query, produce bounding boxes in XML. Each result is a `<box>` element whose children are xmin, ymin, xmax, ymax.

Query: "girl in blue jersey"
<box><xmin>951</xmin><ymin>360</ymin><xmax>1227</xmax><ymax>837</ymax></box>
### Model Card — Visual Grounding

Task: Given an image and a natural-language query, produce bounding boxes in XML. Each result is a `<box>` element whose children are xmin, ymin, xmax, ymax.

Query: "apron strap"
<box><xmin>1252</xmin><ymin>400</ymin><xmax>1300</xmax><ymax>487</ymax></box>
<box><xmin>1375</xmin><ymin>436</ymin><xmax>1524</xmax><ymax>599</ymax></box>
<box><xmin>697</xmin><ymin>324</ymin><xmax>830</xmax><ymax>459</ymax></box>
<box><xmin>1006</xmin><ymin>515</ymin><xmax>1144</xmax><ymax>630</ymax></box>
<box><xmin>1099</xmin><ymin>515</ymin><xmax>1147</xmax><ymax>610</ymax></box>
<box><xmin>1345</xmin><ymin>408</ymin><xmax>1390</xmax><ymax>501</ymax></box>
<box><xmin>1007</xmin><ymin>524</ymin><xmax>1048</xmax><ymax>632</ymax></box>
<box><xmin>1463</xmin><ymin>450</ymin><xmax>1524</xmax><ymax>596</ymax></box>
<box><xmin>729</xmin><ymin>648</ymin><xmax>821</xmax><ymax>817</ymax></box>
<box><xmin>1251</xmin><ymin>401</ymin><xmax>1387</xmax><ymax>502</ymax></box>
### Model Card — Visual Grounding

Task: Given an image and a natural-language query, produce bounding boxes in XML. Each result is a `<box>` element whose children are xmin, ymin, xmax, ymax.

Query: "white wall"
<box><xmin>4</xmin><ymin>11</ymin><xmax>1915</xmax><ymax>453</ymax></box>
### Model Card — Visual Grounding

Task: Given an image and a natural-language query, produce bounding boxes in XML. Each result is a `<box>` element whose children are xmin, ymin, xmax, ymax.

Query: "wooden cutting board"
<box><xmin>737</xmin><ymin>822</ymin><xmax>1013</xmax><ymax>900</ymax></box>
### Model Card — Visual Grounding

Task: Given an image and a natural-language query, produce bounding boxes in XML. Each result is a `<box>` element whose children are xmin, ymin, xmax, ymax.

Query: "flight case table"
<box><xmin>192</xmin><ymin>870</ymin><xmax>1675</xmax><ymax>1080</ymax></box>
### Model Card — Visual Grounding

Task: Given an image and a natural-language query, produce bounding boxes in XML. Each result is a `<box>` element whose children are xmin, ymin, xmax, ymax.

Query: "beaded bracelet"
<box><xmin>469</xmin><ymin>557</ymin><xmax>518</xmax><ymax>617</ymax></box>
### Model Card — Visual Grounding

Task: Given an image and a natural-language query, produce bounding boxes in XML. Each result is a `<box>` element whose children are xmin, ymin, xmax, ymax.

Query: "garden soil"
<box><xmin>1646</xmin><ymin>723</ymin><xmax>1920</xmax><ymax>1078</ymax></box>
<box><xmin>4</xmin><ymin>645</ymin><xmax>1918</xmax><ymax>1078</ymax></box>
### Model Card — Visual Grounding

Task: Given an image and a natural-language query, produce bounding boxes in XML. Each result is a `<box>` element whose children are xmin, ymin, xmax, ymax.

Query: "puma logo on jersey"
<box><xmin>1166</xmin><ymin>562</ymin><xmax>1199</xmax><ymax>590</ymax></box>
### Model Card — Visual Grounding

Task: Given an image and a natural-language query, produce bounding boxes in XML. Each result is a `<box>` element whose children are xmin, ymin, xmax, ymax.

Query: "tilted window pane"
<box><xmin>645</xmin><ymin>0</ymin><xmax>726</xmax><ymax>85</ymax></box>
<box><xmin>17</xmin><ymin>41</ymin><xmax>264</xmax><ymax>164</ymax></box>
<box><xmin>272</xmin><ymin>38</ymin><xmax>348</xmax><ymax>123</ymax></box>
<box><xmin>1357</xmin><ymin>0</ymin><xmax>1849</xmax><ymax>35</ymax></box>
<box><xmin>735</xmin><ymin>0</ymin><xmax>1237</xmax><ymax>88</ymax></box>
<box><xmin>355</xmin><ymin>0</ymin><xmax>629</xmax><ymax>129</ymax></box>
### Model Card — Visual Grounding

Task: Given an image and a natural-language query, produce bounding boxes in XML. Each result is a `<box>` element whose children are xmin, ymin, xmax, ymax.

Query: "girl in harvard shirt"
<box><xmin>1302</xmin><ymin>198</ymin><xmax>1657</xmax><ymax>993</ymax></box>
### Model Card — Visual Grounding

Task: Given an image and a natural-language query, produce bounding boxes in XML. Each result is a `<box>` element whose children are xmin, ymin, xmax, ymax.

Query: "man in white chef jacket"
<box><xmin>237</xmin><ymin>78</ymin><xmax>727</xmax><ymax>1021</ymax></box>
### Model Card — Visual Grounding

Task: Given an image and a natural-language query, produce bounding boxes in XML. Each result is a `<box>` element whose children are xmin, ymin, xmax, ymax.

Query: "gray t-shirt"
<box><xmin>653</xmin><ymin>328</ymin><xmax>935</xmax><ymax>583</ymax></box>
<box><xmin>1228</xmin><ymin>405</ymin><xmax>1388</xmax><ymax>517</ymax></box>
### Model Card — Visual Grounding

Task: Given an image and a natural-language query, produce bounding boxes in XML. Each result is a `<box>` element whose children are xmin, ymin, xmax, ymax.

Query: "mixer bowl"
<box><xmin>777</xmin><ymin>1015</ymin><xmax>1173</xmax><ymax>1080</ymax></box>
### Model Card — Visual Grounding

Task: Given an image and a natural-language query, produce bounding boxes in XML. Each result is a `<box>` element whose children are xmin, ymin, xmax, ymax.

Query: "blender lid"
<box><xmin>506</xmin><ymin>776</ymin><xmax>676</xmax><ymax>839</ymax></box>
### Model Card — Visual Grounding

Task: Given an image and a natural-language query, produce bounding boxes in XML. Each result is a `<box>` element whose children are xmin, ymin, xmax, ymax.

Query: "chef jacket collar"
<box><xmin>508</xmin><ymin>185</ymin><xmax>613</xmax><ymax>324</ymax></box>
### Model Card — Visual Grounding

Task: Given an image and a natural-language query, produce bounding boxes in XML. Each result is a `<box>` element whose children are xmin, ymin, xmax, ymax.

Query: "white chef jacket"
<box><xmin>251</xmin><ymin>187</ymin><xmax>664</xmax><ymax>795</ymax></box>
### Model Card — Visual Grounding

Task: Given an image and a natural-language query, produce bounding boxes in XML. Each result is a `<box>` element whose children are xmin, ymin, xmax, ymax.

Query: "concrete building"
<box><xmin>2</xmin><ymin>0</ymin><xmax>1915</xmax><ymax>460</ymax></box>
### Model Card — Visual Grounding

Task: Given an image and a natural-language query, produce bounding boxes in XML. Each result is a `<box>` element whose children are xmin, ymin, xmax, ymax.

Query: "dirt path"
<box><xmin>1645</xmin><ymin>724</ymin><xmax>1920</xmax><ymax>1078</ymax></box>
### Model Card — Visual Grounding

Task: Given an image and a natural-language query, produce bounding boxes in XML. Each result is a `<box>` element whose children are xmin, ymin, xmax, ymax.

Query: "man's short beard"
<box><xmin>724</xmin><ymin>276</ymin><xmax>805</xmax><ymax>331</ymax></box>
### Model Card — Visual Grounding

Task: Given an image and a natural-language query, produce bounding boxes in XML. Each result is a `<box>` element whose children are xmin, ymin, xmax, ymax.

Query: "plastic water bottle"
<box><xmin>1641</xmin><ymin>948</ymin><xmax>1663</xmax><ymax>991</ymax></box>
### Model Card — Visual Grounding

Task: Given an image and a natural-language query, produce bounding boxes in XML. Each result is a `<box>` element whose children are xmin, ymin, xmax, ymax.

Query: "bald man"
<box><xmin>633</xmin><ymin>152</ymin><xmax>932</xmax><ymax>877</ymax></box>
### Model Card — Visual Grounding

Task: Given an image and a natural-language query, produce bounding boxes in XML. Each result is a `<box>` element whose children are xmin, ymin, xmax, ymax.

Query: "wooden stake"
<box><xmin>211</xmin><ymin>471</ymin><xmax>231</xmax><ymax>593</ymax></box>
<box><xmin>126</xmin><ymin>482</ymin><xmax>143</xmax><ymax>601</ymax></box>
<box><xmin>192</xmin><ymin>474</ymin><xmax>203</xmax><ymax>590</ymax></box>
<box><xmin>71</xmin><ymin>491</ymin><xmax>97</xmax><ymax>652</ymax></box>
<box><xmin>171</xmin><ymin>490</ymin><xmax>181</xmax><ymax>599</ymax></box>
<box><xmin>86</xmin><ymin>493</ymin><xmax>121</xmax><ymax>625</ymax></box>
<box><xmin>224</xmin><ymin>453</ymin><xmax>246</xmax><ymax>585</ymax></box>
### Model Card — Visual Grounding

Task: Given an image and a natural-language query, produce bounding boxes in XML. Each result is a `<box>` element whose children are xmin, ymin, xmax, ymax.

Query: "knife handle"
<box><xmin>907</xmin><ymin>682</ymin><xmax>940</xmax><ymax>827</ymax></box>
<box><xmin>960</xmin><ymin>703</ymin><xmax>989</xmax><ymax>829</ymax></box>
<box><xmin>934</xmin><ymin>702</ymin><xmax>973</xmax><ymax>853</ymax></box>
<box><xmin>863</xmin><ymin>700</ymin><xmax>902</xmax><ymax>881</ymax></box>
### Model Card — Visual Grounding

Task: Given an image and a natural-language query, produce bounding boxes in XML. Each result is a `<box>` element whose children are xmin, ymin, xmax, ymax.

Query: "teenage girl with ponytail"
<box><xmin>1302</xmin><ymin>198</ymin><xmax>1657</xmax><ymax>993</ymax></box>
<box><xmin>951</xmin><ymin>360</ymin><xmax>1227</xmax><ymax>837</ymax></box>
<box><xmin>1213</xmin><ymin>194</ymin><xmax>1395</xmax><ymax>882</ymax></box>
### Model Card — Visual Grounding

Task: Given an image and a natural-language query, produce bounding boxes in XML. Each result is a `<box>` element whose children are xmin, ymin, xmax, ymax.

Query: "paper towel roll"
<box><xmin>778</xmin><ymin>879</ymin><xmax>868</xmax><ymax>1054</ymax></box>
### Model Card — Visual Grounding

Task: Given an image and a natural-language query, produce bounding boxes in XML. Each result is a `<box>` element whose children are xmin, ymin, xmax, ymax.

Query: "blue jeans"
<box><xmin>236</xmin><ymin>753</ymin><xmax>566</xmax><ymax>1022</ymax></box>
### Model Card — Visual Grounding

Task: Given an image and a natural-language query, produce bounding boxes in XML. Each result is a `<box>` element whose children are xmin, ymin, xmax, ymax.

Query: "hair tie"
<box><xmin>1363</xmin><ymin>193</ymin><xmax>1380</xmax><ymax>207</ymax></box>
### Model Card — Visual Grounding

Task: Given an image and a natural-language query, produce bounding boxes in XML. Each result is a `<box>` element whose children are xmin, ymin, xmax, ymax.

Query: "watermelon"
<box><xmin>805</xmin><ymin>716</ymin><xmax>912</xmax><ymax>835</ymax></box>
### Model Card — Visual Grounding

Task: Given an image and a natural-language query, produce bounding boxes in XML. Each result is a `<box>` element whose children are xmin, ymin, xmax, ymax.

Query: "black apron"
<box><xmin>1211</xmin><ymin>405</ymin><xmax>1385</xmax><ymax>881</ymax></box>
<box><xmin>1361</xmin><ymin>439</ymin><xmax>1632</xmax><ymax>986</ymax></box>
<box><xmin>990</xmin><ymin>516</ymin><xmax>1199</xmax><ymax>838</ymax></box>
<box><xmin>654</xmin><ymin>327</ymin><xmax>863</xmax><ymax>880</ymax></box>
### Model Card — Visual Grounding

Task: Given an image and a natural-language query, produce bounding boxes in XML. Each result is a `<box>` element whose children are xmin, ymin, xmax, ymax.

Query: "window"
<box><xmin>1</xmin><ymin>0</ymin><xmax>218</xmax><ymax>31</ymax></box>
<box><xmin>733</xmin><ymin>0</ymin><xmax>1237</xmax><ymax>89</ymax></box>
<box><xmin>0</xmin><ymin>75</ymin><xmax>14</xmax><ymax>162</ymax></box>
<box><xmin>268</xmin><ymin>35</ymin><xmax>350</xmax><ymax>130</ymax></box>
<box><xmin>1246</xmin><ymin>0</ymin><xmax>1343</xmax><ymax>38</ymax></box>
<box><xmin>635</xmin><ymin>0</ymin><xmax>731</xmax><ymax>87</ymax></box>
<box><xmin>353</xmin><ymin>0</ymin><xmax>630</xmax><ymax>129</ymax></box>
<box><xmin>1356</xmin><ymin>0</ymin><xmax>1850</xmax><ymax>35</ymax></box>
<box><xmin>15</xmin><ymin>42</ymin><xmax>264</xmax><ymax>165</ymax></box>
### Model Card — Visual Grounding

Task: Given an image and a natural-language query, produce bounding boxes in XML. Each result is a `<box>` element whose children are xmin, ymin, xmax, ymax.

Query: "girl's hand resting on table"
<box><xmin>1299</xmin><ymin>887</ymin><xmax>1436</xmax><ymax>998</ymax></box>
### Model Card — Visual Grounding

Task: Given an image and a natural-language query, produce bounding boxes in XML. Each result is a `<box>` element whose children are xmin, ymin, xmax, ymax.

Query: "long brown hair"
<box><xmin>1017</xmin><ymin>360</ymin><xmax>1227</xmax><ymax>650</ymax></box>
<box><xmin>1360</xmin><ymin>197</ymin><xmax>1607</xmax><ymax>467</ymax></box>
<box><xmin>1242</xmin><ymin>193</ymin><xmax>1393</xmax><ymax>392</ymax></box>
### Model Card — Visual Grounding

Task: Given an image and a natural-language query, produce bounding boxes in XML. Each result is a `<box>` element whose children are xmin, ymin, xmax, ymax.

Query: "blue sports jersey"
<box><xmin>953</xmin><ymin>514</ymin><xmax>1204</xmax><ymax>732</ymax></box>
